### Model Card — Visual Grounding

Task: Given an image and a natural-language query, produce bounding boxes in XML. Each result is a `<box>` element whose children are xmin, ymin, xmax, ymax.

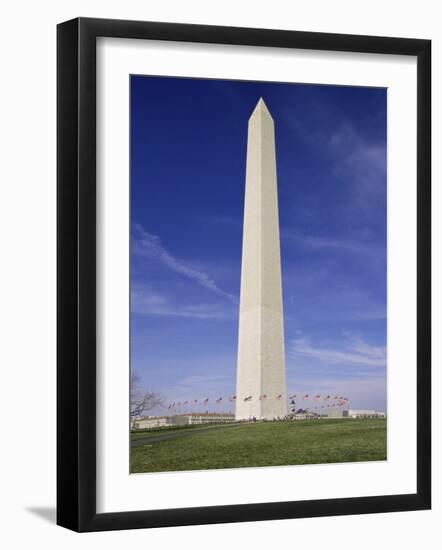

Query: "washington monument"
<box><xmin>235</xmin><ymin>98</ymin><xmax>287</xmax><ymax>420</ymax></box>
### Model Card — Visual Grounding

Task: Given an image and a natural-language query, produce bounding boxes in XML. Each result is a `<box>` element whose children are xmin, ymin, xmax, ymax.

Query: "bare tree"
<box><xmin>130</xmin><ymin>372</ymin><xmax>164</xmax><ymax>417</ymax></box>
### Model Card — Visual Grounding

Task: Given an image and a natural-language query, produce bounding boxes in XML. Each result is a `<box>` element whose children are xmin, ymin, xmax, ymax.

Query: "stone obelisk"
<box><xmin>235</xmin><ymin>98</ymin><xmax>287</xmax><ymax>420</ymax></box>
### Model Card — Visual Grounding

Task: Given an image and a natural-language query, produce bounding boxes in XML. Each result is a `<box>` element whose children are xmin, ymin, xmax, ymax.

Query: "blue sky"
<box><xmin>130</xmin><ymin>75</ymin><xmax>387</xmax><ymax>413</ymax></box>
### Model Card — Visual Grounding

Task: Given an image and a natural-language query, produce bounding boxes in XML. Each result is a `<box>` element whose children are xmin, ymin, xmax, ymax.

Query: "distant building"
<box><xmin>177</xmin><ymin>412</ymin><xmax>235</xmax><ymax>425</ymax></box>
<box><xmin>323</xmin><ymin>408</ymin><xmax>346</xmax><ymax>418</ymax></box>
<box><xmin>132</xmin><ymin>412</ymin><xmax>235</xmax><ymax>430</ymax></box>
<box><xmin>343</xmin><ymin>409</ymin><xmax>386</xmax><ymax>418</ymax></box>
<box><xmin>132</xmin><ymin>416</ymin><xmax>170</xmax><ymax>430</ymax></box>
<box><xmin>291</xmin><ymin>409</ymin><xmax>320</xmax><ymax>420</ymax></box>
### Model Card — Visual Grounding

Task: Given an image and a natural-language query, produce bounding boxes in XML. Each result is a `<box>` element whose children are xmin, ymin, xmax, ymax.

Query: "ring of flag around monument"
<box><xmin>165</xmin><ymin>394</ymin><xmax>350</xmax><ymax>411</ymax></box>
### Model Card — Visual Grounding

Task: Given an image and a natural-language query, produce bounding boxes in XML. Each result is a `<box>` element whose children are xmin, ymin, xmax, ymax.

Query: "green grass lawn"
<box><xmin>130</xmin><ymin>418</ymin><xmax>387</xmax><ymax>473</ymax></box>
<box><xmin>130</xmin><ymin>423</ymin><xmax>230</xmax><ymax>441</ymax></box>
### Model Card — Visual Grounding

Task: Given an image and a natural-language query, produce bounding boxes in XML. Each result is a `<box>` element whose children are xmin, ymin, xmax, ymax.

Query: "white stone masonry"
<box><xmin>235</xmin><ymin>98</ymin><xmax>287</xmax><ymax>420</ymax></box>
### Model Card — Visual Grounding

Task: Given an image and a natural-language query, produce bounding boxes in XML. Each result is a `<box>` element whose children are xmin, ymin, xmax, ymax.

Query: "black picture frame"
<box><xmin>57</xmin><ymin>17</ymin><xmax>431</xmax><ymax>532</ymax></box>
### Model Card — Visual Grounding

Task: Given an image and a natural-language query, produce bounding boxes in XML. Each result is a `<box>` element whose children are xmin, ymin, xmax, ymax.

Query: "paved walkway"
<box><xmin>131</xmin><ymin>422</ymin><xmax>243</xmax><ymax>448</ymax></box>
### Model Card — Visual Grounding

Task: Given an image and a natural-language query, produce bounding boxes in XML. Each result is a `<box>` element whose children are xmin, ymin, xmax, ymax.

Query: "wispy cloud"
<box><xmin>330</xmin><ymin>123</ymin><xmax>385</xmax><ymax>171</ymax></box>
<box><xmin>282</xmin><ymin>266</ymin><xmax>386</xmax><ymax>322</ymax></box>
<box><xmin>287</xmin><ymin>116</ymin><xmax>386</xmax><ymax>213</ymax></box>
<box><xmin>281</xmin><ymin>230</ymin><xmax>385</xmax><ymax>262</ymax></box>
<box><xmin>131</xmin><ymin>285</ymin><xmax>234</xmax><ymax>319</ymax></box>
<box><xmin>179</xmin><ymin>373</ymin><xmax>230</xmax><ymax>384</ymax></box>
<box><xmin>133</xmin><ymin>224</ymin><xmax>237</xmax><ymax>303</ymax></box>
<box><xmin>329</xmin><ymin>122</ymin><xmax>386</xmax><ymax>205</ymax></box>
<box><xmin>160</xmin><ymin>371</ymin><xmax>236</xmax><ymax>413</ymax></box>
<box><xmin>285</xmin><ymin>373</ymin><xmax>387</xmax><ymax>411</ymax></box>
<box><xmin>291</xmin><ymin>333</ymin><xmax>386</xmax><ymax>368</ymax></box>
